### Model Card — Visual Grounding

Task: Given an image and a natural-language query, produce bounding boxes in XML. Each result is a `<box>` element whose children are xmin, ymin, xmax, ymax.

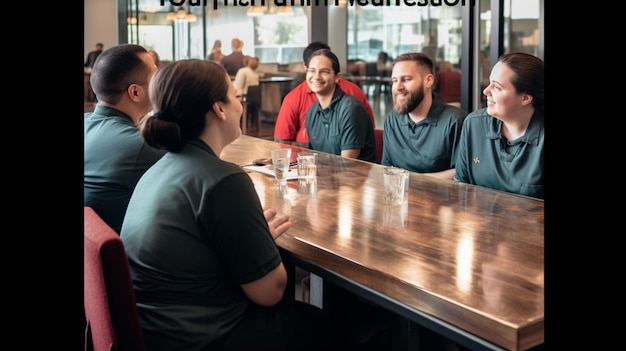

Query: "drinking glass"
<box><xmin>383</xmin><ymin>168</ymin><xmax>408</xmax><ymax>205</ymax></box>
<box><xmin>271</xmin><ymin>148</ymin><xmax>292</xmax><ymax>186</ymax></box>
<box><xmin>297</xmin><ymin>152</ymin><xmax>318</xmax><ymax>180</ymax></box>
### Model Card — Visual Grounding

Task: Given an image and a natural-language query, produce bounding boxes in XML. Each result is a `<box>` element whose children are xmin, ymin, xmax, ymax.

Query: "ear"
<box><xmin>520</xmin><ymin>93</ymin><xmax>533</xmax><ymax>107</ymax></box>
<box><xmin>127</xmin><ymin>83</ymin><xmax>141</xmax><ymax>102</ymax></box>
<box><xmin>424</xmin><ymin>73</ymin><xmax>435</xmax><ymax>88</ymax></box>
<box><xmin>211</xmin><ymin>101</ymin><xmax>227</xmax><ymax>121</ymax></box>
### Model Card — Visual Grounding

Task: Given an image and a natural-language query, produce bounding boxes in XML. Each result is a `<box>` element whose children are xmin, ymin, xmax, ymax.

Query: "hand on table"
<box><xmin>264</xmin><ymin>208</ymin><xmax>291</xmax><ymax>240</ymax></box>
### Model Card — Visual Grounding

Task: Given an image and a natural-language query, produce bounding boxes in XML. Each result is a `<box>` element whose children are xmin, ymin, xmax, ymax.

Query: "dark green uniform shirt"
<box><xmin>121</xmin><ymin>139</ymin><xmax>282</xmax><ymax>351</ymax></box>
<box><xmin>84</xmin><ymin>105</ymin><xmax>166</xmax><ymax>233</ymax></box>
<box><xmin>454</xmin><ymin>108</ymin><xmax>544</xmax><ymax>199</ymax></box>
<box><xmin>381</xmin><ymin>94</ymin><xmax>466</xmax><ymax>173</ymax></box>
<box><xmin>305</xmin><ymin>86</ymin><xmax>376</xmax><ymax>162</ymax></box>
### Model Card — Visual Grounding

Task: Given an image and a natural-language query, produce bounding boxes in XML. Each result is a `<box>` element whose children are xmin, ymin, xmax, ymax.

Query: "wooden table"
<box><xmin>221</xmin><ymin>135</ymin><xmax>544</xmax><ymax>351</ymax></box>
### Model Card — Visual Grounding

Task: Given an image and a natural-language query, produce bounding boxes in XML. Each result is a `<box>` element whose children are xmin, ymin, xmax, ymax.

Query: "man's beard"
<box><xmin>393</xmin><ymin>87</ymin><xmax>425</xmax><ymax>115</ymax></box>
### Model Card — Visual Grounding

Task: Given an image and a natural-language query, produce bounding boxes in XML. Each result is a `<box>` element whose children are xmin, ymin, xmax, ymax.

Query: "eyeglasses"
<box><xmin>305</xmin><ymin>68</ymin><xmax>333</xmax><ymax>76</ymax></box>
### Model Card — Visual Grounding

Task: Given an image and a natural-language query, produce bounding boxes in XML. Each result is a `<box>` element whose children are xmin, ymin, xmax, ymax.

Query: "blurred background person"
<box><xmin>232</xmin><ymin>55</ymin><xmax>260</xmax><ymax>97</ymax></box>
<box><xmin>147</xmin><ymin>49</ymin><xmax>161</xmax><ymax>67</ymax></box>
<box><xmin>84</xmin><ymin>42</ymin><xmax>104</xmax><ymax>74</ymax></box>
<box><xmin>435</xmin><ymin>61</ymin><xmax>462</xmax><ymax>105</ymax></box>
<box><xmin>234</xmin><ymin>55</ymin><xmax>262</xmax><ymax>130</ymax></box>
<box><xmin>454</xmin><ymin>52</ymin><xmax>544</xmax><ymax>199</ymax></box>
<box><xmin>121</xmin><ymin>59</ymin><xmax>338</xmax><ymax>351</ymax></box>
<box><xmin>207</xmin><ymin>39</ymin><xmax>224</xmax><ymax>63</ymax></box>
<box><xmin>375</xmin><ymin>51</ymin><xmax>393</xmax><ymax>95</ymax></box>
<box><xmin>376</xmin><ymin>51</ymin><xmax>392</xmax><ymax>76</ymax></box>
<box><xmin>84</xmin><ymin>42</ymin><xmax>104</xmax><ymax>101</ymax></box>
<box><xmin>221</xmin><ymin>37</ymin><xmax>245</xmax><ymax>77</ymax></box>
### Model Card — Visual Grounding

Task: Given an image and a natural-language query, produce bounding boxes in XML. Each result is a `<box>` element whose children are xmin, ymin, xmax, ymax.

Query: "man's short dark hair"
<box><xmin>303</xmin><ymin>41</ymin><xmax>330</xmax><ymax>64</ymax></box>
<box><xmin>90</xmin><ymin>44</ymin><xmax>149</xmax><ymax>104</ymax></box>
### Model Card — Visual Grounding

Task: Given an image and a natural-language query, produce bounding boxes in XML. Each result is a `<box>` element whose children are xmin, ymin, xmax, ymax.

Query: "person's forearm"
<box><xmin>425</xmin><ymin>168</ymin><xmax>456</xmax><ymax>180</ymax></box>
<box><xmin>341</xmin><ymin>149</ymin><xmax>361</xmax><ymax>159</ymax></box>
<box><xmin>274</xmin><ymin>137</ymin><xmax>308</xmax><ymax>148</ymax></box>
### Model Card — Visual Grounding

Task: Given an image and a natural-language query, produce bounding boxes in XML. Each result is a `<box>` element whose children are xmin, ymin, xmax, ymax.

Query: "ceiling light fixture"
<box><xmin>246</xmin><ymin>6</ymin><xmax>266</xmax><ymax>17</ymax></box>
<box><xmin>277</xmin><ymin>6</ymin><xmax>294</xmax><ymax>16</ymax></box>
<box><xmin>166</xmin><ymin>6</ymin><xmax>177</xmax><ymax>21</ymax></box>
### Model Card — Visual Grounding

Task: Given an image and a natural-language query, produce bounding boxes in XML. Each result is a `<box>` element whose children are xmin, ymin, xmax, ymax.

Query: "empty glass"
<box><xmin>297</xmin><ymin>152</ymin><xmax>318</xmax><ymax>180</ymax></box>
<box><xmin>383</xmin><ymin>168</ymin><xmax>408</xmax><ymax>205</ymax></box>
<box><xmin>271</xmin><ymin>148</ymin><xmax>292</xmax><ymax>186</ymax></box>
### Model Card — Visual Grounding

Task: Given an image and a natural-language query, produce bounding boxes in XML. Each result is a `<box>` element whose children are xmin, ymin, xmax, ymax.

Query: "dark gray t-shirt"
<box><xmin>121</xmin><ymin>139</ymin><xmax>282</xmax><ymax>350</ymax></box>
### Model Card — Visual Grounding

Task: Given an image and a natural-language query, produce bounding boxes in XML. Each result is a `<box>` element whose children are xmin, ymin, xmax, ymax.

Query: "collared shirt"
<box><xmin>454</xmin><ymin>107</ymin><xmax>544</xmax><ymax>199</ymax></box>
<box><xmin>274</xmin><ymin>79</ymin><xmax>376</xmax><ymax>144</ymax></box>
<box><xmin>381</xmin><ymin>94</ymin><xmax>467</xmax><ymax>173</ymax></box>
<box><xmin>84</xmin><ymin>105</ymin><xmax>166</xmax><ymax>233</ymax></box>
<box><xmin>305</xmin><ymin>86</ymin><xmax>377</xmax><ymax>162</ymax></box>
<box><xmin>121</xmin><ymin>139</ymin><xmax>282</xmax><ymax>350</ymax></box>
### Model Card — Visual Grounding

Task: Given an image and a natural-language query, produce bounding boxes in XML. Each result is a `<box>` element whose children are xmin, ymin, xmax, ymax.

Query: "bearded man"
<box><xmin>381</xmin><ymin>52</ymin><xmax>467</xmax><ymax>180</ymax></box>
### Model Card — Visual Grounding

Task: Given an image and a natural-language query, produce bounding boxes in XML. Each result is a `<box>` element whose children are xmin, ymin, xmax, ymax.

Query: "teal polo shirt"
<box><xmin>84</xmin><ymin>105</ymin><xmax>166</xmax><ymax>233</ymax></box>
<box><xmin>305</xmin><ymin>86</ymin><xmax>377</xmax><ymax>163</ymax></box>
<box><xmin>381</xmin><ymin>94</ymin><xmax>467</xmax><ymax>173</ymax></box>
<box><xmin>454</xmin><ymin>108</ymin><xmax>544</xmax><ymax>199</ymax></box>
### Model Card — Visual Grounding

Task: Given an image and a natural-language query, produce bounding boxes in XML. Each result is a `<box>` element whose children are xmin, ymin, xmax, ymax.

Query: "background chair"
<box><xmin>374</xmin><ymin>128</ymin><xmax>384</xmax><ymax>164</ymax></box>
<box><xmin>362</xmin><ymin>62</ymin><xmax>378</xmax><ymax>96</ymax></box>
<box><xmin>84</xmin><ymin>206</ymin><xmax>144</xmax><ymax>351</ymax></box>
<box><xmin>245</xmin><ymin>84</ymin><xmax>262</xmax><ymax>132</ymax></box>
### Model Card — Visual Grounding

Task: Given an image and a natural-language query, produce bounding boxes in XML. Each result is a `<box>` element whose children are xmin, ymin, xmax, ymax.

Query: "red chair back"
<box><xmin>84</xmin><ymin>207</ymin><xmax>144</xmax><ymax>351</ymax></box>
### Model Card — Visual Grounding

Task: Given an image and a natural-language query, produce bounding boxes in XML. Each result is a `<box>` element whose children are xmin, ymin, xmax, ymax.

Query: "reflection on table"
<box><xmin>221</xmin><ymin>135</ymin><xmax>544</xmax><ymax>351</ymax></box>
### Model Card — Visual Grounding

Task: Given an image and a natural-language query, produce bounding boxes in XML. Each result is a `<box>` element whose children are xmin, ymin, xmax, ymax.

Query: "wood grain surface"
<box><xmin>222</xmin><ymin>135</ymin><xmax>544</xmax><ymax>351</ymax></box>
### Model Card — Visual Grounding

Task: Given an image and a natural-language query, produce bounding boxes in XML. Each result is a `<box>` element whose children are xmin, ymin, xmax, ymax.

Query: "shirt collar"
<box><xmin>92</xmin><ymin>105</ymin><xmax>134</xmax><ymax>124</ymax></box>
<box><xmin>486</xmin><ymin>109</ymin><xmax>543</xmax><ymax>146</ymax></box>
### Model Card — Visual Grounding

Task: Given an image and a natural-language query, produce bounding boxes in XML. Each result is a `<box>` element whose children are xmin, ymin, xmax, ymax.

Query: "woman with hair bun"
<box><xmin>121</xmin><ymin>59</ymin><xmax>337</xmax><ymax>351</ymax></box>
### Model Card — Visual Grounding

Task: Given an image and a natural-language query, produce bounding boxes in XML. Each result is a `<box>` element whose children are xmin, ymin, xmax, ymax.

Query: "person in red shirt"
<box><xmin>274</xmin><ymin>42</ymin><xmax>375</xmax><ymax>146</ymax></box>
<box><xmin>435</xmin><ymin>61</ymin><xmax>462</xmax><ymax>104</ymax></box>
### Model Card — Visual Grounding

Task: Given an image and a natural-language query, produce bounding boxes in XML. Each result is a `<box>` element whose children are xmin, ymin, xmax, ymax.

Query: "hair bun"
<box><xmin>153</xmin><ymin>110</ymin><xmax>173</xmax><ymax>122</ymax></box>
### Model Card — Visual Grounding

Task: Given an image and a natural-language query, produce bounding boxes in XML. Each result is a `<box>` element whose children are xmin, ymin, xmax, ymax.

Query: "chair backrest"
<box><xmin>374</xmin><ymin>128</ymin><xmax>384</xmax><ymax>164</ymax></box>
<box><xmin>246</xmin><ymin>84</ymin><xmax>262</xmax><ymax>106</ymax></box>
<box><xmin>84</xmin><ymin>207</ymin><xmax>144</xmax><ymax>351</ymax></box>
<box><xmin>364</xmin><ymin>62</ymin><xmax>378</xmax><ymax>76</ymax></box>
